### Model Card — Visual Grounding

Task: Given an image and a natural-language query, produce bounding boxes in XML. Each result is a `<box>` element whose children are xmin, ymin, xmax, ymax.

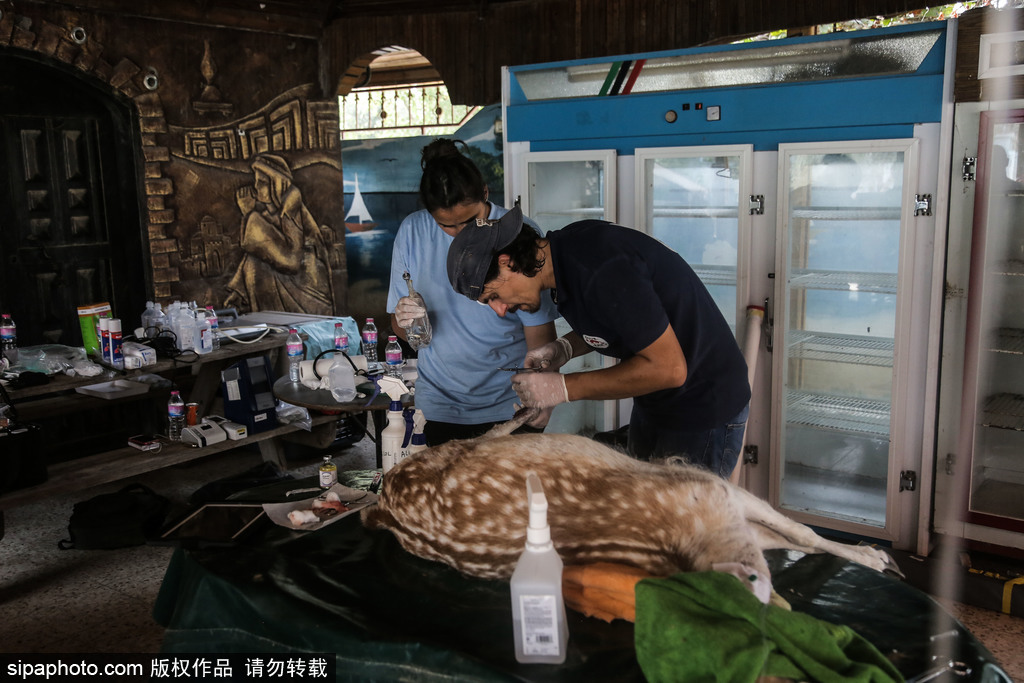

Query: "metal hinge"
<box><xmin>749</xmin><ymin>194</ymin><xmax>765</xmax><ymax>215</ymax></box>
<box><xmin>945</xmin><ymin>453</ymin><xmax>956</xmax><ymax>476</ymax></box>
<box><xmin>743</xmin><ymin>444</ymin><xmax>758</xmax><ymax>465</ymax></box>
<box><xmin>962</xmin><ymin>156</ymin><xmax>977</xmax><ymax>182</ymax></box>
<box><xmin>899</xmin><ymin>470</ymin><xmax>918</xmax><ymax>492</ymax></box>
<box><xmin>914</xmin><ymin>194</ymin><xmax>932</xmax><ymax>216</ymax></box>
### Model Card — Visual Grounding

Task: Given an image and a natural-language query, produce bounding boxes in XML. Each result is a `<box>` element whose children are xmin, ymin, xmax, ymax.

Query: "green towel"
<box><xmin>635</xmin><ymin>571</ymin><xmax>904</xmax><ymax>683</ymax></box>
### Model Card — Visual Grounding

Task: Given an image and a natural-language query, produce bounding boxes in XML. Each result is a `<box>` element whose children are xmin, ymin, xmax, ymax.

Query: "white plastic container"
<box><xmin>380</xmin><ymin>400</ymin><xmax>406</xmax><ymax>473</ymax></box>
<box><xmin>510</xmin><ymin>472</ymin><xmax>568</xmax><ymax>664</ymax></box>
<box><xmin>328</xmin><ymin>353</ymin><xmax>357</xmax><ymax>402</ymax></box>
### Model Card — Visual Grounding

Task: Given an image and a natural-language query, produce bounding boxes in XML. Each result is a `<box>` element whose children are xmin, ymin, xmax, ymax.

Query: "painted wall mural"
<box><xmin>340</xmin><ymin>103</ymin><xmax>504</xmax><ymax>327</ymax></box>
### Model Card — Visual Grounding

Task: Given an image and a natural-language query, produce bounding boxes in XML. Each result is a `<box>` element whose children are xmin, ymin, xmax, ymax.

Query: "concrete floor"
<box><xmin>1</xmin><ymin>435</ymin><xmax>1022</xmax><ymax>681</ymax></box>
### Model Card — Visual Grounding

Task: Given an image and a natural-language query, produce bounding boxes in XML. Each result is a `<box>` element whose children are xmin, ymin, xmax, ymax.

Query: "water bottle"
<box><xmin>205</xmin><ymin>306</ymin><xmax>220</xmax><ymax>349</ymax></box>
<box><xmin>141</xmin><ymin>301</ymin><xmax>155</xmax><ymax>336</ymax></box>
<box><xmin>168</xmin><ymin>390</ymin><xmax>186</xmax><ymax>441</ymax></box>
<box><xmin>150</xmin><ymin>303</ymin><xmax>167</xmax><ymax>338</ymax></box>
<box><xmin>361</xmin><ymin>318</ymin><xmax>378</xmax><ymax>364</ymax></box>
<box><xmin>328</xmin><ymin>352</ymin><xmax>357</xmax><ymax>402</ymax></box>
<box><xmin>384</xmin><ymin>335</ymin><xmax>403</xmax><ymax>380</ymax></box>
<box><xmin>402</xmin><ymin>271</ymin><xmax>432</xmax><ymax>350</ymax></box>
<box><xmin>334</xmin><ymin>322</ymin><xmax>349</xmax><ymax>353</ymax></box>
<box><xmin>286</xmin><ymin>328</ymin><xmax>304</xmax><ymax>383</ymax></box>
<box><xmin>1</xmin><ymin>313</ymin><xmax>18</xmax><ymax>363</ymax></box>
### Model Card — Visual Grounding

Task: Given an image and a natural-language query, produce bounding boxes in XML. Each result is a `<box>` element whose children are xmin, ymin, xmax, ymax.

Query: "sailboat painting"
<box><xmin>344</xmin><ymin>173</ymin><xmax>379</xmax><ymax>233</ymax></box>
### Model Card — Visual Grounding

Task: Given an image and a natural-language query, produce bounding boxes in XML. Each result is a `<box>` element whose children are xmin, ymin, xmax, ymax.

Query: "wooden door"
<box><xmin>0</xmin><ymin>54</ymin><xmax>146</xmax><ymax>349</ymax></box>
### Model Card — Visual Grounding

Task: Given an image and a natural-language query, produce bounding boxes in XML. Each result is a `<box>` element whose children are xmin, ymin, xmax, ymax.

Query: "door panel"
<box><xmin>0</xmin><ymin>53</ymin><xmax>144</xmax><ymax>349</ymax></box>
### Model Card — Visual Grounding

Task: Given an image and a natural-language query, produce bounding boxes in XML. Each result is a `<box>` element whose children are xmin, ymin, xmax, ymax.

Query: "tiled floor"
<box><xmin>1</xmin><ymin>438</ymin><xmax>1023</xmax><ymax>681</ymax></box>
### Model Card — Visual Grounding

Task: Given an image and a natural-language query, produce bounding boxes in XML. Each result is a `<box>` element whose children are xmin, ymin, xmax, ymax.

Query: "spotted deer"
<box><xmin>361</xmin><ymin>410</ymin><xmax>901</xmax><ymax>585</ymax></box>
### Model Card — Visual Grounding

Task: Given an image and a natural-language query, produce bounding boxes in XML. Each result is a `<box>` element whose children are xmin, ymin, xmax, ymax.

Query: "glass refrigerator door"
<box><xmin>516</xmin><ymin>149</ymin><xmax>617</xmax><ymax>436</ymax></box>
<box><xmin>635</xmin><ymin>145</ymin><xmax>753</xmax><ymax>336</ymax></box>
<box><xmin>772</xmin><ymin>139</ymin><xmax>919</xmax><ymax>536</ymax></box>
<box><xmin>960</xmin><ymin>110</ymin><xmax>1024</xmax><ymax>529</ymax></box>
<box><xmin>518</xmin><ymin>150</ymin><xmax>617</xmax><ymax>232</ymax></box>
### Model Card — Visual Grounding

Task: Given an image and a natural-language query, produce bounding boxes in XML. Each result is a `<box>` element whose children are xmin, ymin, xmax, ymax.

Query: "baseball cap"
<box><xmin>446</xmin><ymin>204</ymin><xmax>523</xmax><ymax>299</ymax></box>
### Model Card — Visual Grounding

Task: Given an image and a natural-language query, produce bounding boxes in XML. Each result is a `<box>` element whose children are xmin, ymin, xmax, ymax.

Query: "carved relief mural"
<box><xmin>166</xmin><ymin>84</ymin><xmax>346</xmax><ymax>316</ymax></box>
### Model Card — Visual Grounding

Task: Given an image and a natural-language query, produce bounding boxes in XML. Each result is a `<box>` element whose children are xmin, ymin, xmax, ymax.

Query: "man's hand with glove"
<box><xmin>512</xmin><ymin>371</ymin><xmax>569</xmax><ymax>410</ymax></box>
<box><xmin>524</xmin><ymin>337</ymin><xmax>574</xmax><ymax>371</ymax></box>
<box><xmin>394</xmin><ymin>296</ymin><xmax>427</xmax><ymax>330</ymax></box>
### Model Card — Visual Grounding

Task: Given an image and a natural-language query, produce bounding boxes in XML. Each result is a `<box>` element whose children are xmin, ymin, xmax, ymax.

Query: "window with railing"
<box><xmin>338</xmin><ymin>83</ymin><xmax>483</xmax><ymax>140</ymax></box>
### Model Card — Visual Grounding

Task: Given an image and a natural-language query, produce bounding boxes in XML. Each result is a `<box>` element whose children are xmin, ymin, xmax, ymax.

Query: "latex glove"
<box><xmin>527</xmin><ymin>406</ymin><xmax>555</xmax><ymax>429</ymax></box>
<box><xmin>524</xmin><ymin>337</ymin><xmax>573</xmax><ymax>371</ymax></box>
<box><xmin>512</xmin><ymin>372</ymin><xmax>569</xmax><ymax>410</ymax></box>
<box><xmin>394</xmin><ymin>295</ymin><xmax>427</xmax><ymax>330</ymax></box>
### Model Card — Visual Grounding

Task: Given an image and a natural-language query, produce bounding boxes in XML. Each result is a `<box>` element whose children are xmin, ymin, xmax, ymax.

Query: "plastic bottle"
<box><xmin>407</xmin><ymin>408</ymin><xmax>427</xmax><ymax>457</ymax></box>
<box><xmin>168</xmin><ymin>390</ymin><xmax>186</xmax><ymax>441</ymax></box>
<box><xmin>109</xmin><ymin>318</ymin><xmax>124</xmax><ymax>370</ymax></box>
<box><xmin>205</xmin><ymin>306</ymin><xmax>220</xmax><ymax>349</ymax></box>
<box><xmin>286</xmin><ymin>328</ymin><xmax>304</xmax><ymax>383</ymax></box>
<box><xmin>334</xmin><ymin>322</ymin><xmax>349</xmax><ymax>353</ymax></box>
<box><xmin>176</xmin><ymin>303</ymin><xmax>196</xmax><ymax>352</ymax></box>
<box><xmin>384</xmin><ymin>335</ymin><xmax>404</xmax><ymax>380</ymax></box>
<box><xmin>328</xmin><ymin>352</ymin><xmax>357</xmax><ymax>402</ymax></box>
<box><xmin>0</xmin><ymin>313</ymin><xmax>16</xmax><ymax>363</ymax></box>
<box><xmin>141</xmin><ymin>301</ymin><xmax>155</xmax><ymax>336</ymax></box>
<box><xmin>511</xmin><ymin>472</ymin><xmax>568</xmax><ymax>664</ymax></box>
<box><xmin>150</xmin><ymin>303</ymin><xmax>167</xmax><ymax>338</ymax></box>
<box><xmin>402</xmin><ymin>271</ymin><xmax>432</xmax><ymax>350</ymax></box>
<box><xmin>361</xmin><ymin>318</ymin><xmax>378</xmax><ymax>364</ymax></box>
<box><xmin>319</xmin><ymin>455</ymin><xmax>338</xmax><ymax>490</ymax></box>
<box><xmin>193</xmin><ymin>311</ymin><xmax>213</xmax><ymax>355</ymax></box>
<box><xmin>380</xmin><ymin>400</ymin><xmax>406</xmax><ymax>474</ymax></box>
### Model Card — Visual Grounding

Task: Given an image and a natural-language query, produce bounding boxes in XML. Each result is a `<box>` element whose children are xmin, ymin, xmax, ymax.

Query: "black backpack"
<box><xmin>58</xmin><ymin>483</ymin><xmax>170</xmax><ymax>550</ymax></box>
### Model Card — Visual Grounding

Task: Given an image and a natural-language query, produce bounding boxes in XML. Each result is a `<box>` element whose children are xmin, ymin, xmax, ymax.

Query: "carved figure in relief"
<box><xmin>225</xmin><ymin>154</ymin><xmax>334</xmax><ymax>314</ymax></box>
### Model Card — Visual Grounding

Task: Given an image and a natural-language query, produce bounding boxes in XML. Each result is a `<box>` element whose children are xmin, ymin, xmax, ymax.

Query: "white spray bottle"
<box><xmin>377</xmin><ymin>376</ymin><xmax>409</xmax><ymax>474</ymax></box>
<box><xmin>510</xmin><ymin>472</ymin><xmax>568</xmax><ymax>664</ymax></box>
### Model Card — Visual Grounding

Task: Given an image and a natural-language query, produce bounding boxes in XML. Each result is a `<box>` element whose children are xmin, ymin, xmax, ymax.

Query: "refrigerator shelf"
<box><xmin>692</xmin><ymin>264</ymin><xmax>738</xmax><ymax>287</ymax></box>
<box><xmin>988</xmin><ymin>328</ymin><xmax>1024</xmax><ymax>355</ymax></box>
<box><xmin>651</xmin><ymin>206</ymin><xmax>739</xmax><ymax>219</ymax></box>
<box><xmin>981</xmin><ymin>393</ymin><xmax>1024</xmax><ymax>432</ymax></box>
<box><xmin>790</xmin><ymin>205</ymin><xmax>902</xmax><ymax>221</ymax></box>
<box><xmin>534</xmin><ymin>207</ymin><xmax>606</xmax><ymax>219</ymax></box>
<box><xmin>788</xmin><ymin>269</ymin><xmax>897</xmax><ymax>293</ymax></box>
<box><xmin>785</xmin><ymin>391</ymin><xmax>891</xmax><ymax>437</ymax></box>
<box><xmin>788</xmin><ymin>331</ymin><xmax>894</xmax><ymax>367</ymax></box>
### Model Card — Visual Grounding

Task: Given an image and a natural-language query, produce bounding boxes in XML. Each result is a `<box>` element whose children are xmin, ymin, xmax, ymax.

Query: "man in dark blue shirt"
<box><xmin>446</xmin><ymin>205</ymin><xmax>750</xmax><ymax>477</ymax></box>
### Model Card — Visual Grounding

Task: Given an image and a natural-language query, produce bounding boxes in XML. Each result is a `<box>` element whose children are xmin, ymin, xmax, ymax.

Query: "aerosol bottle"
<box><xmin>109</xmin><ymin>318</ymin><xmax>124</xmax><ymax>370</ymax></box>
<box><xmin>510</xmin><ymin>472</ymin><xmax>568</xmax><ymax>664</ymax></box>
<box><xmin>402</xmin><ymin>271</ymin><xmax>432</xmax><ymax>350</ymax></box>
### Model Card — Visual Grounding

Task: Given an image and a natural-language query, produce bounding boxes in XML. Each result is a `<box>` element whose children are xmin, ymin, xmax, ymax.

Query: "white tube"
<box><xmin>731</xmin><ymin>305</ymin><xmax>764</xmax><ymax>486</ymax></box>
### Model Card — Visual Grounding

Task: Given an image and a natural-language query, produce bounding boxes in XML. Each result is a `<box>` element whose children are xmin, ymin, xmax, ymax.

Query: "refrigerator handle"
<box><xmin>763</xmin><ymin>295</ymin><xmax>774</xmax><ymax>353</ymax></box>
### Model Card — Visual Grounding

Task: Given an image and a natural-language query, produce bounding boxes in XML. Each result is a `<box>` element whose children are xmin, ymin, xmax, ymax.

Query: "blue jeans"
<box><xmin>628</xmin><ymin>404</ymin><xmax>749</xmax><ymax>478</ymax></box>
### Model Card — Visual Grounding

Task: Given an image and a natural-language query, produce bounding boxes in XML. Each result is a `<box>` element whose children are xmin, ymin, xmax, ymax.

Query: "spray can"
<box><xmin>510</xmin><ymin>472</ymin><xmax>568</xmax><ymax>664</ymax></box>
<box><xmin>109</xmin><ymin>318</ymin><xmax>124</xmax><ymax>370</ymax></box>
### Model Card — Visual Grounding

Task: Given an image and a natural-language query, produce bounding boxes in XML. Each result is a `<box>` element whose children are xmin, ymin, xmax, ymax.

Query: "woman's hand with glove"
<box><xmin>524</xmin><ymin>337</ymin><xmax>573</xmax><ymax>372</ymax></box>
<box><xmin>512</xmin><ymin>371</ymin><xmax>569</xmax><ymax>410</ymax></box>
<box><xmin>394</xmin><ymin>296</ymin><xmax>427</xmax><ymax>330</ymax></box>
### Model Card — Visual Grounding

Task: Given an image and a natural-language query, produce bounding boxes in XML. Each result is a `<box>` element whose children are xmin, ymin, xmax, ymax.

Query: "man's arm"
<box><xmin>523</xmin><ymin>321</ymin><xmax>557</xmax><ymax>350</ymax></box>
<box><xmin>563</xmin><ymin>324</ymin><xmax>687</xmax><ymax>401</ymax></box>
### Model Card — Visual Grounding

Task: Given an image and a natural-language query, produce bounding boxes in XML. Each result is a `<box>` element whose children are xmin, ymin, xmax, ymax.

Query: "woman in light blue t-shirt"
<box><xmin>387</xmin><ymin>139</ymin><xmax>558</xmax><ymax>445</ymax></box>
